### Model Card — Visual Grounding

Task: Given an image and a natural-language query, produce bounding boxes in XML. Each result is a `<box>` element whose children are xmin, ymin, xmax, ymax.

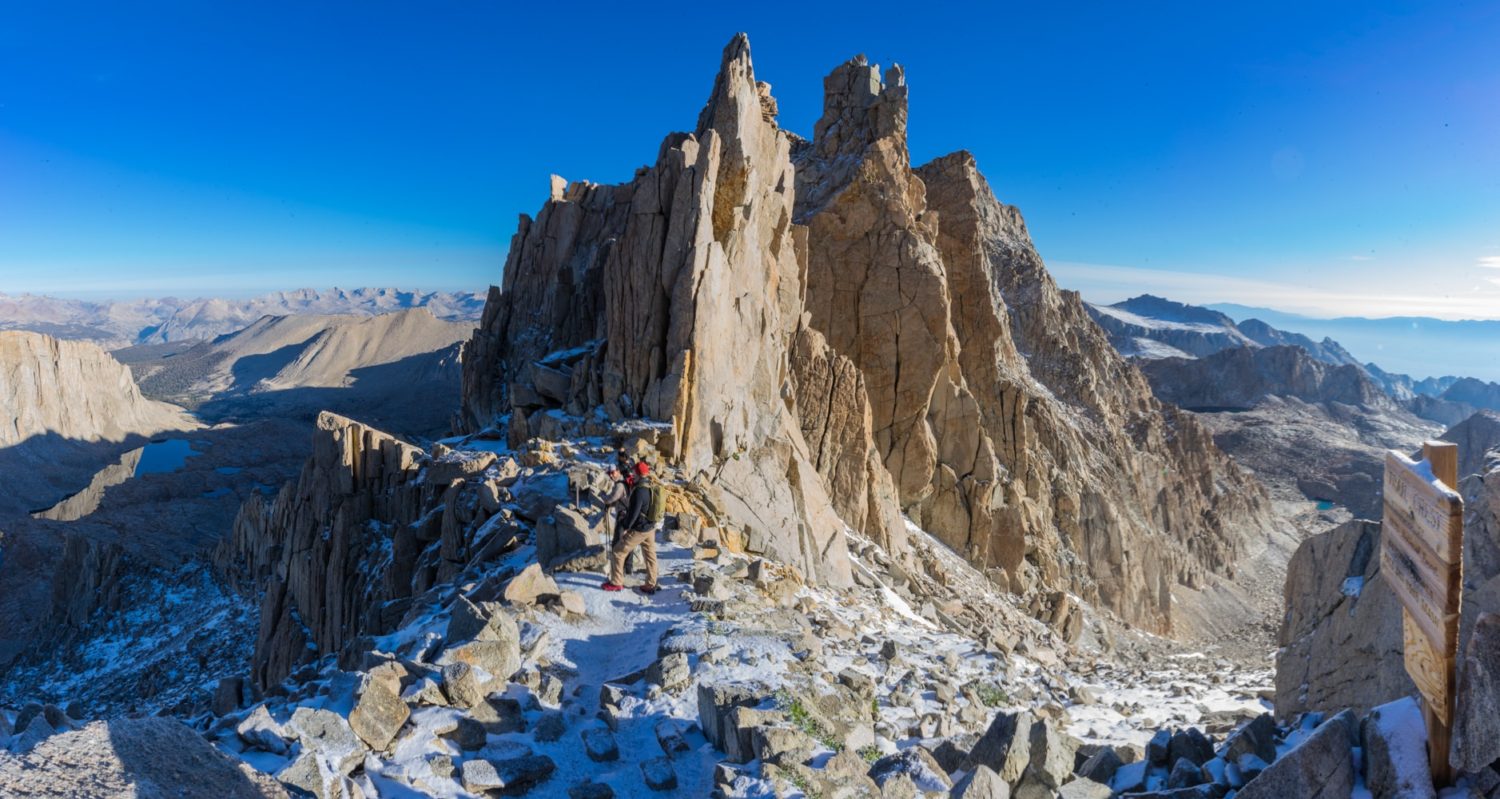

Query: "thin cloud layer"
<box><xmin>1051</xmin><ymin>261</ymin><xmax>1500</xmax><ymax>320</ymax></box>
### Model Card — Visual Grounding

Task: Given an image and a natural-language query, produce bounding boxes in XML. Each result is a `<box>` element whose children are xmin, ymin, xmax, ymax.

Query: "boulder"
<box><xmin>1362</xmin><ymin>697</ymin><xmax>1435</xmax><ymax>799</ymax></box>
<box><xmin>1111</xmin><ymin>760</ymin><xmax>1149</xmax><ymax>794</ymax></box>
<box><xmin>427</xmin><ymin>450</ymin><xmax>496</xmax><ymax>484</ymax></box>
<box><xmin>697</xmin><ymin>683</ymin><xmax>760</xmax><ymax>752</ymax></box>
<box><xmin>213</xmin><ymin>677</ymin><xmax>245</xmax><ymax>716</ymax></box>
<box><xmin>569</xmin><ymin>782</ymin><xmax>616</xmax><ymax>799</ymax></box>
<box><xmin>285</xmin><ymin>707</ymin><xmax>366</xmax><ymax>776</ymax></box>
<box><xmin>1452</xmin><ymin>611</ymin><xmax>1500</xmax><ymax>772</ymax></box>
<box><xmin>1237</xmin><ymin>710</ymin><xmax>1355</xmax><ymax>799</ymax></box>
<box><xmin>655</xmin><ymin>719</ymin><xmax>691</xmax><ymax>755</ymax></box>
<box><xmin>1167</xmin><ymin>758</ymin><xmax>1207</xmax><ymax>789</ymax></box>
<box><xmin>1168</xmin><ymin>727</ymin><xmax>1215</xmax><ymax>768</ymax></box>
<box><xmin>534</xmin><ymin>711</ymin><xmax>567</xmax><ymax>743</ymax></box>
<box><xmin>348</xmin><ymin>672</ymin><xmax>410</xmax><ymax>750</ymax></box>
<box><xmin>640</xmin><ymin>756</ymin><xmax>678</xmax><ymax>791</ymax></box>
<box><xmin>558</xmin><ymin>590</ymin><xmax>587</xmax><ymax>616</ymax></box>
<box><xmin>505</xmin><ymin>563</ymin><xmax>560</xmax><ymax>605</ymax></box>
<box><xmin>460</xmin><ymin>754</ymin><xmax>555</xmax><ymax>793</ymax></box>
<box><xmin>950</xmin><ymin>765</ymin><xmax>1011</xmax><ymax>799</ymax></box>
<box><xmin>1022</xmin><ymin>718</ymin><xmax>1079</xmax><ymax>791</ymax></box>
<box><xmin>582</xmin><ymin>727</ymin><xmax>620</xmax><ymax>762</ymax></box>
<box><xmin>752</xmin><ymin>725</ymin><xmax>815</xmax><ymax>765</ymax></box>
<box><xmin>1058</xmin><ymin>778</ymin><xmax>1113</xmax><ymax>799</ymax></box>
<box><xmin>472</xmin><ymin>694</ymin><xmax>526</xmax><ymax>734</ymax></box>
<box><xmin>1147</xmin><ymin>729</ymin><xmax>1172</xmax><ymax>765</ymax></box>
<box><xmin>8</xmin><ymin>716</ymin><xmax>55</xmax><ymax>755</ymax></box>
<box><xmin>962</xmin><ymin>710</ymin><xmax>1033</xmax><ymax>783</ymax></box>
<box><xmin>439</xmin><ymin>639</ymin><xmax>520</xmax><ymax>685</ymax></box>
<box><xmin>446</xmin><ymin>596</ymin><xmax>521</xmax><ymax>645</ymax></box>
<box><xmin>1222</xmin><ymin>713</ymin><xmax>1278</xmax><ymax>765</ymax></box>
<box><xmin>538</xmin><ymin>506</ymin><xmax>599</xmax><ymax>565</ymax></box>
<box><xmin>440</xmin><ymin>717</ymin><xmax>487</xmax><ymax>751</ymax></box>
<box><xmin>235</xmin><ymin>704</ymin><xmax>289</xmax><ymax>754</ymax></box>
<box><xmin>440</xmin><ymin>662</ymin><xmax>486</xmax><ymax>709</ymax></box>
<box><xmin>648</xmin><ymin>652</ymin><xmax>690</xmax><ymax>692</ymax></box>
<box><xmin>1076</xmin><ymin>746</ymin><xmax>1124</xmax><ymax>784</ymax></box>
<box><xmin>869</xmin><ymin>747</ymin><xmax>953</xmax><ymax>793</ymax></box>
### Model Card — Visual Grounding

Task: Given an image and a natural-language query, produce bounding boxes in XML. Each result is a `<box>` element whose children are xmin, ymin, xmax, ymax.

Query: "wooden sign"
<box><xmin>1382</xmin><ymin>441</ymin><xmax>1463</xmax><ymax>783</ymax></box>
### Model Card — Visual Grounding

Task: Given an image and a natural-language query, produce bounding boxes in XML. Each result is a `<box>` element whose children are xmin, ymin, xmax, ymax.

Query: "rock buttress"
<box><xmin>794</xmin><ymin>57</ymin><xmax>1272</xmax><ymax>633</ymax></box>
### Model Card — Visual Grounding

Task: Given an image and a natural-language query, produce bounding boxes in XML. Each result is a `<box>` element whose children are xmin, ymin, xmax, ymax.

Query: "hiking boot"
<box><xmin>601</xmin><ymin>582</ymin><xmax>624</xmax><ymax>592</ymax></box>
<box><xmin>635</xmin><ymin>584</ymin><xmax>659</xmax><ymax>596</ymax></box>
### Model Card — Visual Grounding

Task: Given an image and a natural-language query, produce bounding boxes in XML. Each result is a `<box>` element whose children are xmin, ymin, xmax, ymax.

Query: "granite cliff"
<box><xmin>459</xmin><ymin>36</ymin><xmax>1272</xmax><ymax>633</ymax></box>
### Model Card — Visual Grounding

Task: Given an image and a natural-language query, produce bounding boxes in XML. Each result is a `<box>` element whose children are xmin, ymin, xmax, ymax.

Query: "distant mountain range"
<box><xmin>0</xmin><ymin>287</ymin><xmax>486</xmax><ymax>348</ymax></box>
<box><xmin>1206</xmin><ymin>303</ymin><xmax>1500</xmax><ymax>384</ymax></box>
<box><xmin>1087</xmin><ymin>294</ymin><xmax>1500</xmax><ymax>428</ymax></box>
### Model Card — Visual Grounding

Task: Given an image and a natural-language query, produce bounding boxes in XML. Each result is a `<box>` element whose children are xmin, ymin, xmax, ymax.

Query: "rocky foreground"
<box><xmin>6</xmin><ymin>416</ymin><xmax>1497</xmax><ymax>798</ymax></box>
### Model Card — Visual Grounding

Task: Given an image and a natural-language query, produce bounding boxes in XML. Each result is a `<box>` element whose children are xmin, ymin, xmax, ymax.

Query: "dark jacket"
<box><xmin>616</xmin><ymin>480</ymin><xmax>655</xmax><ymax>533</ymax></box>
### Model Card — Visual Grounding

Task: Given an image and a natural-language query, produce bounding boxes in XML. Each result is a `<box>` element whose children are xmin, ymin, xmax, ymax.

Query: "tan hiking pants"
<box><xmin>609</xmin><ymin>524</ymin><xmax>659</xmax><ymax>586</ymax></box>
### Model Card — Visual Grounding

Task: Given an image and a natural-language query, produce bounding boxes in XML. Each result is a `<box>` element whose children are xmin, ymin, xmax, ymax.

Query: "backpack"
<box><xmin>644</xmin><ymin>478</ymin><xmax>667</xmax><ymax>525</ymax></box>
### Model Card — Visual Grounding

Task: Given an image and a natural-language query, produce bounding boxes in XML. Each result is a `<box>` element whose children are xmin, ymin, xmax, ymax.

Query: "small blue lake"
<box><xmin>134</xmin><ymin>439</ymin><xmax>199</xmax><ymax>476</ymax></box>
<box><xmin>1315</xmin><ymin>500</ymin><xmax>1337</xmax><ymax>511</ymax></box>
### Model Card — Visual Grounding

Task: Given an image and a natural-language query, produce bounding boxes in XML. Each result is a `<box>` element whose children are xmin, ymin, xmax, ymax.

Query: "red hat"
<box><xmin>635</xmin><ymin>461</ymin><xmax>650</xmax><ymax>477</ymax></box>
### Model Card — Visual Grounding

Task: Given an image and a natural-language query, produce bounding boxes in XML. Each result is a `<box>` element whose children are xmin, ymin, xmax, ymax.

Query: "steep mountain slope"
<box><xmin>1139</xmin><ymin>346</ymin><xmax>1396</xmax><ymax>411</ymax></box>
<box><xmin>1137</xmin><ymin>346</ymin><xmax>1437</xmax><ymax>517</ymax></box>
<box><xmin>460</xmin><ymin>38</ymin><xmax>1272</xmax><ymax>634</ymax></box>
<box><xmin>127</xmin><ymin>309</ymin><xmax>472</xmax><ymax>437</ymax></box>
<box><xmin>0</xmin><ymin>331</ymin><xmax>198</xmax><ymax>516</ymax></box>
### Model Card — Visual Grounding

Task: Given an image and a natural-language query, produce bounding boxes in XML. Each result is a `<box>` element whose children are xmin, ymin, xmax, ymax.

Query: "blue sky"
<box><xmin>2</xmin><ymin>1</ymin><xmax>1497</xmax><ymax>317</ymax></box>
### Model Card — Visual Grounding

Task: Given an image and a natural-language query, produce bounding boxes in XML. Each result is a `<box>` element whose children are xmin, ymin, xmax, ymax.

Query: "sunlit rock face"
<box><xmin>460</xmin><ymin>36</ymin><xmax>1273</xmax><ymax>631</ymax></box>
<box><xmin>0</xmin><ymin>331</ymin><xmax>194</xmax><ymax>449</ymax></box>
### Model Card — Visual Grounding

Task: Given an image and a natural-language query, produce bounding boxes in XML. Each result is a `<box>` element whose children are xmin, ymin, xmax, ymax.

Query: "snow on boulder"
<box><xmin>1361</xmin><ymin>696</ymin><xmax>1435</xmax><ymax>799</ymax></box>
<box><xmin>1237</xmin><ymin>710</ymin><xmax>1356</xmax><ymax>799</ymax></box>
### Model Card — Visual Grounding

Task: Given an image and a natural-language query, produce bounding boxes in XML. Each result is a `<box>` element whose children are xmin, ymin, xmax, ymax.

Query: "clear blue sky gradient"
<box><xmin>2</xmin><ymin>2</ymin><xmax>1497</xmax><ymax>316</ymax></box>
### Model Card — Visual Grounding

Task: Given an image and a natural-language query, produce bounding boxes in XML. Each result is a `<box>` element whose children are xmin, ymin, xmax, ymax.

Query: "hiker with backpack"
<box><xmin>601</xmin><ymin>459</ymin><xmax>663</xmax><ymax>594</ymax></box>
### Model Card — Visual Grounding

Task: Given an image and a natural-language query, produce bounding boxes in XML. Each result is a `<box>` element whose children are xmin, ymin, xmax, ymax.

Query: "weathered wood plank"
<box><xmin>1403</xmin><ymin>609</ymin><xmax>1454</xmax><ymax>725</ymax></box>
<box><xmin>1383</xmin><ymin>540</ymin><xmax>1455</xmax><ymax>653</ymax></box>
<box><xmin>1384</xmin><ymin>502</ymin><xmax>1462</xmax><ymax>604</ymax></box>
<box><xmin>1384</xmin><ymin>451</ymin><xmax>1463</xmax><ymax>562</ymax></box>
<box><xmin>1383</xmin><ymin>443</ymin><xmax>1463</xmax><ymax>785</ymax></box>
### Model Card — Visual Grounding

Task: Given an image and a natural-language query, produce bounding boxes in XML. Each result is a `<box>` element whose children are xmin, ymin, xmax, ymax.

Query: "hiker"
<box><xmin>601</xmin><ymin>460</ymin><xmax>663</xmax><ymax>594</ymax></box>
<box><xmin>595</xmin><ymin>463</ymin><xmax>628</xmax><ymax>544</ymax></box>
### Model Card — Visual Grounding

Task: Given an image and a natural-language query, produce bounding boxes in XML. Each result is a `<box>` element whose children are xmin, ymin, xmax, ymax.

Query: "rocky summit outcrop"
<box><xmin>460</xmin><ymin>36</ymin><xmax>1271</xmax><ymax>633</ymax></box>
<box><xmin>460</xmin><ymin>34</ymin><xmax>864</xmax><ymax>587</ymax></box>
<box><xmin>789</xmin><ymin>55</ymin><xmax>1271</xmax><ymax>631</ymax></box>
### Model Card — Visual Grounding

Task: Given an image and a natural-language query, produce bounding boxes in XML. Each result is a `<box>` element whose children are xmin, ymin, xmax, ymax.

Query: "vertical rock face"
<box><xmin>459</xmin><ymin>36</ymin><xmax>1271</xmax><ymax>629</ymax></box>
<box><xmin>0</xmin><ymin>331</ymin><xmax>193</xmax><ymax>448</ymax></box>
<box><xmin>459</xmin><ymin>34</ymin><xmax>857</xmax><ymax>585</ymax></box>
<box><xmin>790</xmin><ymin>57</ymin><xmax>1271</xmax><ymax>631</ymax></box>
<box><xmin>215</xmin><ymin>412</ymin><xmax>428</xmax><ymax>687</ymax></box>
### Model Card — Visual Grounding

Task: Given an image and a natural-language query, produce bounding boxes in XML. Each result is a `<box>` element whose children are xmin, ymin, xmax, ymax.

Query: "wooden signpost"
<box><xmin>1382</xmin><ymin>441</ymin><xmax>1464</xmax><ymax>784</ymax></box>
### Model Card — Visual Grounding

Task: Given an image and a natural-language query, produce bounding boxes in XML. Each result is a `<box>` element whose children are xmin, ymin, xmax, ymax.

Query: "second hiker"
<box><xmin>601</xmin><ymin>459</ymin><xmax>663</xmax><ymax>594</ymax></box>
